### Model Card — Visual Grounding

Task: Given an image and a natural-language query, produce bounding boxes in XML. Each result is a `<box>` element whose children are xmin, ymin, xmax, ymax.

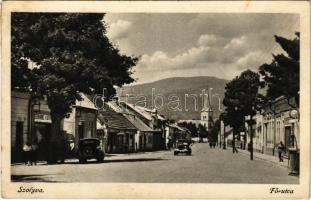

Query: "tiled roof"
<box><xmin>123</xmin><ymin>113</ymin><xmax>154</xmax><ymax>132</ymax></box>
<box><xmin>105</xmin><ymin>100</ymin><xmax>159</xmax><ymax>132</ymax></box>
<box><xmin>98</xmin><ymin>107</ymin><xmax>137</xmax><ymax>130</ymax></box>
<box><xmin>121</xmin><ymin>102</ymin><xmax>166</xmax><ymax>121</ymax></box>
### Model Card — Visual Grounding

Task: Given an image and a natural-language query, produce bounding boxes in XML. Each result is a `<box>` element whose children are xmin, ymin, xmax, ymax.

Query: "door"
<box><xmin>117</xmin><ymin>135</ymin><xmax>124</xmax><ymax>153</ymax></box>
<box><xmin>15</xmin><ymin>121</ymin><xmax>23</xmax><ymax>151</ymax></box>
<box><xmin>139</xmin><ymin>135</ymin><xmax>142</xmax><ymax>150</ymax></box>
<box><xmin>14</xmin><ymin>121</ymin><xmax>24</xmax><ymax>161</ymax></box>
<box><xmin>78</xmin><ymin>122</ymin><xmax>84</xmax><ymax>140</ymax></box>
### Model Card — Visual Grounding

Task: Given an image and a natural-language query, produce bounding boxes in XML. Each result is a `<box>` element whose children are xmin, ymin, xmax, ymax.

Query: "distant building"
<box><xmin>178</xmin><ymin>88</ymin><xmax>214</xmax><ymax>131</ymax></box>
<box><xmin>165</xmin><ymin>123</ymin><xmax>191</xmax><ymax>148</ymax></box>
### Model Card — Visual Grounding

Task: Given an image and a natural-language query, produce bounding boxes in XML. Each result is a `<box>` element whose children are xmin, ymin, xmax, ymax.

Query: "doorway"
<box><xmin>78</xmin><ymin>122</ymin><xmax>84</xmax><ymax>140</ymax></box>
<box><xmin>14</xmin><ymin>121</ymin><xmax>24</xmax><ymax>162</ymax></box>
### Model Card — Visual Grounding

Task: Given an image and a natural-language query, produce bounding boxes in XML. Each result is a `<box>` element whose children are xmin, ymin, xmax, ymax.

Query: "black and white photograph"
<box><xmin>1</xmin><ymin>1</ymin><xmax>310</xmax><ymax>199</ymax></box>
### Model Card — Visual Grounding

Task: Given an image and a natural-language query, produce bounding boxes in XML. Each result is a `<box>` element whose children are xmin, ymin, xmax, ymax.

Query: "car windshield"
<box><xmin>178</xmin><ymin>144</ymin><xmax>187</xmax><ymax>149</ymax></box>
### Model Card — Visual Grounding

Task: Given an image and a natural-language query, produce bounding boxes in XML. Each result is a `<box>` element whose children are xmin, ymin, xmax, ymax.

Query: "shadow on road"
<box><xmin>105</xmin><ymin>158</ymin><xmax>168</xmax><ymax>163</ymax></box>
<box><xmin>63</xmin><ymin>158</ymin><xmax>168</xmax><ymax>164</ymax></box>
<box><xmin>11</xmin><ymin>174</ymin><xmax>60</xmax><ymax>182</ymax></box>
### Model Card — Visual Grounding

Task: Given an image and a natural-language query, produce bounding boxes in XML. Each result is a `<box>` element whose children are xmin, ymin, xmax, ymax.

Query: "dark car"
<box><xmin>174</xmin><ymin>140</ymin><xmax>192</xmax><ymax>156</ymax></box>
<box><xmin>77</xmin><ymin>138</ymin><xmax>104</xmax><ymax>163</ymax></box>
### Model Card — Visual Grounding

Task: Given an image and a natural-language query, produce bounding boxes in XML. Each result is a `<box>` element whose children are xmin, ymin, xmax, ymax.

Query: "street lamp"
<box><xmin>247</xmin><ymin>105</ymin><xmax>255</xmax><ymax>160</ymax></box>
<box><xmin>232</xmin><ymin>106</ymin><xmax>238</xmax><ymax>153</ymax></box>
<box><xmin>288</xmin><ymin>108</ymin><xmax>299</xmax><ymax>175</ymax></box>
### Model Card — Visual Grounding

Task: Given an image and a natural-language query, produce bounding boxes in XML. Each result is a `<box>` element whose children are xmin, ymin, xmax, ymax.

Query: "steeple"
<box><xmin>201</xmin><ymin>88</ymin><xmax>213</xmax><ymax>122</ymax></box>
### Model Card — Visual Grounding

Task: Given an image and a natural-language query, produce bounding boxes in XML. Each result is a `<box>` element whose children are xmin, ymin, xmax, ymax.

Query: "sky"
<box><xmin>104</xmin><ymin>13</ymin><xmax>299</xmax><ymax>85</ymax></box>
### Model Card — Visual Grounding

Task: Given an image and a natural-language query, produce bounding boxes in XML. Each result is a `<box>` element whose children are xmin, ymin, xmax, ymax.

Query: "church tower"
<box><xmin>201</xmin><ymin>89</ymin><xmax>213</xmax><ymax>129</ymax></box>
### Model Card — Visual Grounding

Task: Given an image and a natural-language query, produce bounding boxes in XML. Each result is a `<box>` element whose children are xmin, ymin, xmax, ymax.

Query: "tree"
<box><xmin>223</xmin><ymin>70</ymin><xmax>264</xmax><ymax>159</ymax></box>
<box><xmin>209</xmin><ymin>119</ymin><xmax>220</xmax><ymax>143</ymax></box>
<box><xmin>219</xmin><ymin>112</ymin><xmax>228</xmax><ymax>149</ymax></box>
<box><xmin>259</xmin><ymin>32</ymin><xmax>300</xmax><ymax>108</ymax></box>
<box><xmin>12</xmin><ymin>13</ymin><xmax>138</xmax><ymax>163</ymax></box>
<box><xmin>177</xmin><ymin>122</ymin><xmax>198</xmax><ymax>137</ymax></box>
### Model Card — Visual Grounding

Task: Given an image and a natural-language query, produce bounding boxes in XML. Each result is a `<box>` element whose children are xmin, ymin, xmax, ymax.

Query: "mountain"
<box><xmin>118</xmin><ymin>76</ymin><xmax>228</xmax><ymax>121</ymax></box>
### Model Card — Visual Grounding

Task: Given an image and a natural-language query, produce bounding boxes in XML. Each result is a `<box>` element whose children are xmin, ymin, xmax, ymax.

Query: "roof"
<box><xmin>201</xmin><ymin>107</ymin><xmax>213</xmax><ymax>112</ymax></box>
<box><xmin>169</xmin><ymin>124</ymin><xmax>188</xmax><ymax>132</ymax></box>
<box><xmin>98</xmin><ymin>107</ymin><xmax>137</xmax><ymax>130</ymax></box>
<box><xmin>106</xmin><ymin>101</ymin><xmax>124</xmax><ymax>113</ymax></box>
<box><xmin>104</xmin><ymin>100</ymin><xmax>161</xmax><ymax>132</ymax></box>
<box><xmin>121</xmin><ymin>102</ymin><xmax>166</xmax><ymax>121</ymax></box>
<box><xmin>123</xmin><ymin>113</ymin><xmax>154</xmax><ymax>132</ymax></box>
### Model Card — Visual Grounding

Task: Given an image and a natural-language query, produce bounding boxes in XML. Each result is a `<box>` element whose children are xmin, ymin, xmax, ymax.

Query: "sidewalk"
<box><xmin>225</xmin><ymin>147</ymin><xmax>289</xmax><ymax>168</ymax></box>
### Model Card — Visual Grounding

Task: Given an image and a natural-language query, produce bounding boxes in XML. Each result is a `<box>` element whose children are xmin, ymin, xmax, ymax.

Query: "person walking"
<box><xmin>277</xmin><ymin>141</ymin><xmax>285</xmax><ymax>162</ymax></box>
<box><xmin>30</xmin><ymin>143</ymin><xmax>38</xmax><ymax>165</ymax></box>
<box><xmin>23</xmin><ymin>142</ymin><xmax>32</xmax><ymax>166</ymax></box>
<box><xmin>233</xmin><ymin>138</ymin><xmax>239</xmax><ymax>153</ymax></box>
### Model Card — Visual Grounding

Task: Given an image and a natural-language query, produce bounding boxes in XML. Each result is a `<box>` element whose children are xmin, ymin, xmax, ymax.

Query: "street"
<box><xmin>11</xmin><ymin>143</ymin><xmax>298</xmax><ymax>183</ymax></box>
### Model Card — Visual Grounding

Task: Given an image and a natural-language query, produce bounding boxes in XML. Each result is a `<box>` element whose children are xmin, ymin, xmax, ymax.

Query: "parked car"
<box><xmin>174</xmin><ymin>139</ymin><xmax>192</xmax><ymax>156</ymax></box>
<box><xmin>77</xmin><ymin>138</ymin><xmax>105</xmax><ymax>163</ymax></box>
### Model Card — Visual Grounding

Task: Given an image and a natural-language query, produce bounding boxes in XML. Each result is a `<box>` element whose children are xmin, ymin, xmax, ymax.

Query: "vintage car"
<box><xmin>174</xmin><ymin>140</ymin><xmax>192</xmax><ymax>156</ymax></box>
<box><xmin>76</xmin><ymin>138</ymin><xmax>105</xmax><ymax>163</ymax></box>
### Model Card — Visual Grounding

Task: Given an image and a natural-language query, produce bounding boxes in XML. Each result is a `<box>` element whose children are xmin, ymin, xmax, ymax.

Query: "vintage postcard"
<box><xmin>1</xmin><ymin>1</ymin><xmax>310</xmax><ymax>199</ymax></box>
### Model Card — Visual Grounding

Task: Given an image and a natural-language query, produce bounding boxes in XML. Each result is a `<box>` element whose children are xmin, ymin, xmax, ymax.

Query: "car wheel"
<box><xmin>174</xmin><ymin>152</ymin><xmax>178</xmax><ymax>156</ymax></box>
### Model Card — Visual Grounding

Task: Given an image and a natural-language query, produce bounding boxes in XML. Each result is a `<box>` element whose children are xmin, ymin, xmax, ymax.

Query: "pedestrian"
<box><xmin>277</xmin><ymin>141</ymin><xmax>285</xmax><ymax>162</ymax></box>
<box><xmin>209</xmin><ymin>141</ymin><xmax>212</xmax><ymax>148</ymax></box>
<box><xmin>233</xmin><ymin>138</ymin><xmax>238</xmax><ymax>153</ymax></box>
<box><xmin>30</xmin><ymin>143</ymin><xmax>38</xmax><ymax>165</ymax></box>
<box><xmin>22</xmin><ymin>142</ymin><xmax>32</xmax><ymax>166</ymax></box>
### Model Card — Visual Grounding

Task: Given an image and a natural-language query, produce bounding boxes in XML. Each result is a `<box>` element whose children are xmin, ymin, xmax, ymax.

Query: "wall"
<box><xmin>11</xmin><ymin>92</ymin><xmax>30</xmax><ymax>153</ymax></box>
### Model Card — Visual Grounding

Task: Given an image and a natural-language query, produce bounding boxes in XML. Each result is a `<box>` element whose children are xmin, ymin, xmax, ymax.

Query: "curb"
<box><xmin>225</xmin><ymin>147</ymin><xmax>289</xmax><ymax>169</ymax></box>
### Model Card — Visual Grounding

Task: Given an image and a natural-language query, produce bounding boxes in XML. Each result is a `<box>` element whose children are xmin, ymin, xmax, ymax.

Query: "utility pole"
<box><xmin>249</xmin><ymin>111</ymin><xmax>254</xmax><ymax>160</ymax></box>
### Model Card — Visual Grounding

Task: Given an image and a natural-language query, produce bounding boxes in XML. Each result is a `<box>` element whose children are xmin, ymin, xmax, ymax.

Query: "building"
<box><xmin>11</xmin><ymin>92</ymin><xmax>98</xmax><ymax>162</ymax></box>
<box><xmin>120</xmin><ymin>102</ymin><xmax>166</xmax><ymax>150</ymax></box>
<box><xmin>101</xmin><ymin>100</ymin><xmax>159</xmax><ymax>152</ymax></box>
<box><xmin>11</xmin><ymin>91</ymin><xmax>52</xmax><ymax>162</ymax></box>
<box><xmin>245</xmin><ymin>96</ymin><xmax>299</xmax><ymax>157</ymax></box>
<box><xmin>165</xmin><ymin>123</ymin><xmax>191</xmax><ymax>148</ymax></box>
<box><xmin>178</xmin><ymin>88</ymin><xmax>214</xmax><ymax>131</ymax></box>
<box><xmin>97</xmin><ymin>106</ymin><xmax>137</xmax><ymax>153</ymax></box>
<box><xmin>63</xmin><ymin>93</ymin><xmax>98</xmax><ymax>146</ymax></box>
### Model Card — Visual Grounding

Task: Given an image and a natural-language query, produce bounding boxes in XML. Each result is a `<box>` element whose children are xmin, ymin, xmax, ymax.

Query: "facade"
<box><xmin>11</xmin><ymin>92</ymin><xmax>98</xmax><ymax>162</ymax></box>
<box><xmin>245</xmin><ymin>96</ymin><xmax>299</xmax><ymax>157</ymax></box>
<box><xmin>63</xmin><ymin>93</ymin><xmax>97</xmax><ymax>146</ymax></box>
<box><xmin>97</xmin><ymin>106</ymin><xmax>137</xmax><ymax>153</ymax></box>
<box><xmin>120</xmin><ymin>102</ymin><xmax>166</xmax><ymax>151</ymax></box>
<box><xmin>11</xmin><ymin>91</ymin><xmax>52</xmax><ymax>162</ymax></box>
<box><xmin>11</xmin><ymin>91</ymin><xmax>31</xmax><ymax>162</ymax></box>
